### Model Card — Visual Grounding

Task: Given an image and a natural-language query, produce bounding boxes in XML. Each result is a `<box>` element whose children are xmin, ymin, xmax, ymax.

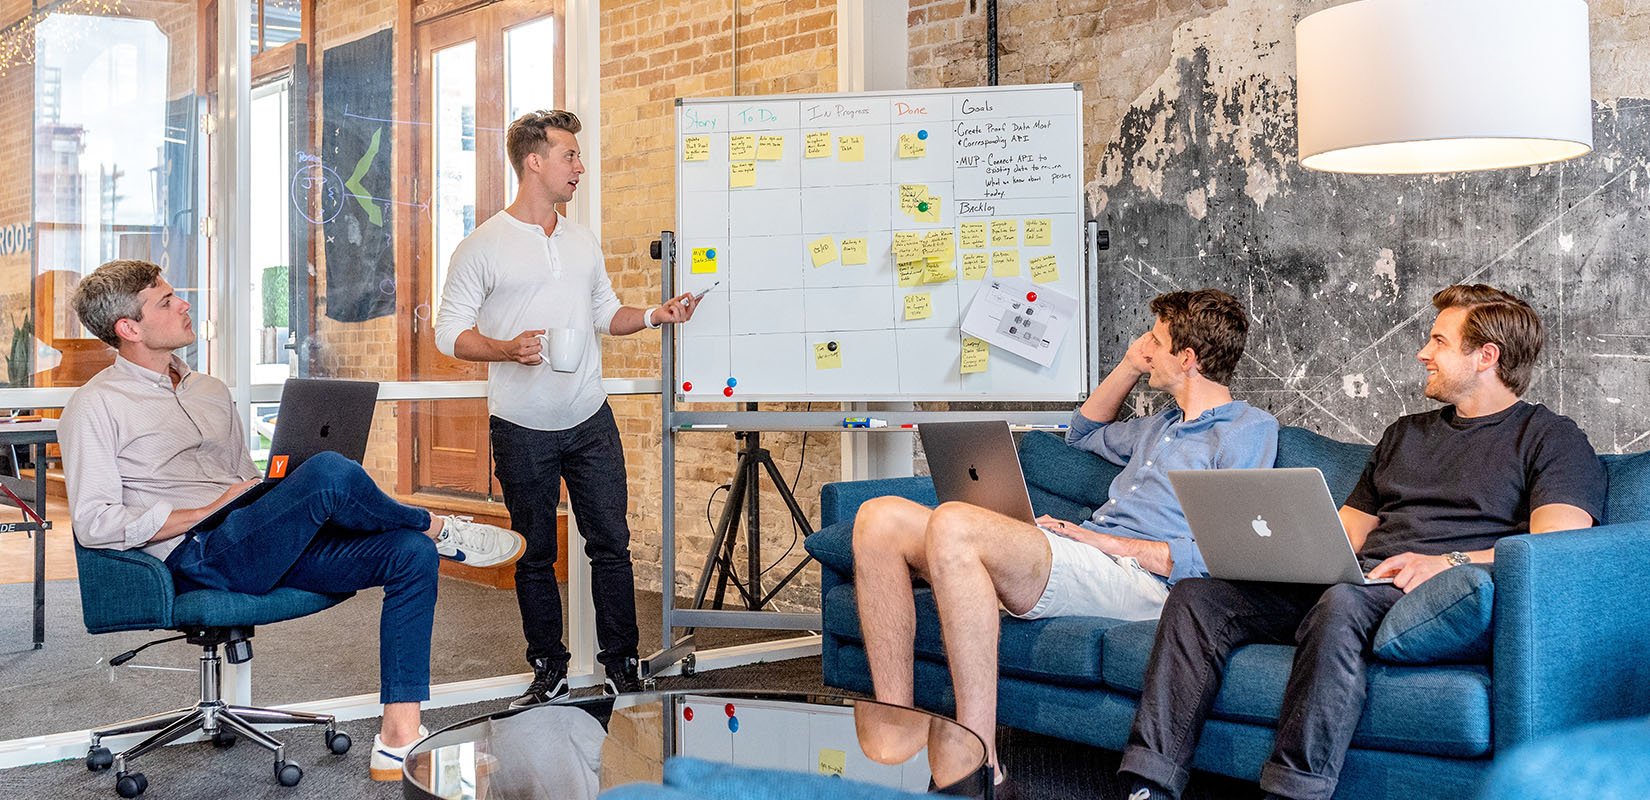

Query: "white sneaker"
<box><xmin>369</xmin><ymin>725</ymin><xmax>428</xmax><ymax>782</ymax></box>
<box><xmin>434</xmin><ymin>516</ymin><xmax>525</xmax><ymax>568</ymax></box>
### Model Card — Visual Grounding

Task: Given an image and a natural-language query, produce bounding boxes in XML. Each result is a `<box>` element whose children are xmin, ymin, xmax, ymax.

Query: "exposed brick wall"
<box><xmin>600</xmin><ymin>0</ymin><xmax>840</xmax><ymax>611</ymax></box>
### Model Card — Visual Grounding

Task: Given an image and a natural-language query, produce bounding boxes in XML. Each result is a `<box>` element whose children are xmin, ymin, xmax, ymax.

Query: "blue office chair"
<box><xmin>75</xmin><ymin>541</ymin><xmax>356</xmax><ymax>798</ymax></box>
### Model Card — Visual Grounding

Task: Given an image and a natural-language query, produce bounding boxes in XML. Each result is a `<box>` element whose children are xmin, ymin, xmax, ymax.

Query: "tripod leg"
<box><xmin>753</xmin><ymin>449</ymin><xmax>821</xmax><ymax>609</ymax></box>
<box><xmin>690</xmin><ymin>448</ymin><xmax>754</xmax><ymax>614</ymax></box>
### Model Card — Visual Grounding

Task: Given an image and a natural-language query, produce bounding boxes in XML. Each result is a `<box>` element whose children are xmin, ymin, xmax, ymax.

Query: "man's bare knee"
<box><xmin>924</xmin><ymin>503</ymin><xmax>988</xmax><ymax>574</ymax></box>
<box><xmin>854</xmin><ymin>496</ymin><xmax>924</xmax><ymax>562</ymax></box>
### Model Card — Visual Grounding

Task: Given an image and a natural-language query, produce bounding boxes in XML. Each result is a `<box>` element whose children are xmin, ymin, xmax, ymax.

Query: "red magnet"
<box><xmin>684</xmin><ymin>707</ymin><xmax>694</xmax><ymax>721</ymax></box>
<box><xmin>682</xmin><ymin>381</ymin><xmax>693</xmax><ymax>392</ymax></box>
<box><xmin>1026</xmin><ymin>291</ymin><xmax>1038</xmax><ymax>302</ymax></box>
<box><xmin>724</xmin><ymin>703</ymin><xmax>737</xmax><ymax>717</ymax></box>
<box><xmin>723</xmin><ymin>386</ymin><xmax>735</xmax><ymax>397</ymax></box>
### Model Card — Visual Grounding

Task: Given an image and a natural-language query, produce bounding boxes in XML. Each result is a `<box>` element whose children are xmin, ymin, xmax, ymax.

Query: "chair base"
<box><xmin>85</xmin><ymin>639</ymin><xmax>347</xmax><ymax>797</ymax></box>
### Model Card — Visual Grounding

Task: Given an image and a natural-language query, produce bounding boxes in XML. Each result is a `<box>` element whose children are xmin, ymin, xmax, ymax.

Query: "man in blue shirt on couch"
<box><xmin>852</xmin><ymin>289</ymin><xmax>1278</xmax><ymax>792</ymax></box>
<box><xmin>1119</xmin><ymin>284</ymin><xmax>1605</xmax><ymax>800</ymax></box>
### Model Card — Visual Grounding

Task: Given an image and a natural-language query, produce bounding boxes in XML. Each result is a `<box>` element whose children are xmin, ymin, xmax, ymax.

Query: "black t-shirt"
<box><xmin>1345</xmin><ymin>401</ymin><xmax>1605</xmax><ymax>564</ymax></box>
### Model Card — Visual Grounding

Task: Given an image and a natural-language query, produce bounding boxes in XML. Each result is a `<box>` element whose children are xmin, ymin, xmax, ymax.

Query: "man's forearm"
<box><xmin>452</xmin><ymin>329</ymin><xmax>512</xmax><ymax>362</ymax></box>
<box><xmin>1073</xmin><ymin>529</ymin><xmax>1173</xmax><ymax>577</ymax></box>
<box><xmin>1078</xmin><ymin>361</ymin><xmax>1144</xmax><ymax>423</ymax></box>
<box><xmin>610</xmin><ymin>306</ymin><xmax>648</xmax><ymax>336</ymax></box>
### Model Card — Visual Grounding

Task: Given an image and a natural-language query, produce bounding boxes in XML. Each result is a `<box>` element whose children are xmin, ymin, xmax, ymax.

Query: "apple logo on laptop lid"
<box><xmin>1252</xmin><ymin>516</ymin><xmax>1273</xmax><ymax>537</ymax></box>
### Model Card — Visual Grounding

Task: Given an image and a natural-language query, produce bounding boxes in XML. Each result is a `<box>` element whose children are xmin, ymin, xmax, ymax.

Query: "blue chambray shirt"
<box><xmin>1064</xmin><ymin>400</ymin><xmax>1278</xmax><ymax>585</ymax></box>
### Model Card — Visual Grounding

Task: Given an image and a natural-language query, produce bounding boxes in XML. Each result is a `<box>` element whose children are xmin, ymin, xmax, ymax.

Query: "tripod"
<box><xmin>689</xmin><ymin>422</ymin><xmax>816</xmax><ymax>613</ymax></box>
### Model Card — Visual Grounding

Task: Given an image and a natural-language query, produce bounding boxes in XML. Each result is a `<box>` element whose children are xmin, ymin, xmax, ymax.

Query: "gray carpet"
<box><xmin>0</xmin><ymin>578</ymin><xmax>796</xmax><ymax>742</ymax></box>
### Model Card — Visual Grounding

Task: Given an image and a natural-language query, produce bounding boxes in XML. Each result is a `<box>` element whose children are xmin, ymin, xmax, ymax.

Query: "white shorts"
<box><xmin>1011</xmin><ymin>529</ymin><xmax>1170</xmax><ymax>622</ymax></box>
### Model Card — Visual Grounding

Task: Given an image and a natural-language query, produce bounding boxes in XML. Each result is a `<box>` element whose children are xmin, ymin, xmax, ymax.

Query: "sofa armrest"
<box><xmin>819</xmin><ymin>476</ymin><xmax>936</xmax><ymax>528</ymax></box>
<box><xmin>1492</xmin><ymin>522</ymin><xmax>1650</xmax><ymax>752</ymax></box>
<box><xmin>74</xmin><ymin>544</ymin><xmax>176</xmax><ymax>634</ymax></box>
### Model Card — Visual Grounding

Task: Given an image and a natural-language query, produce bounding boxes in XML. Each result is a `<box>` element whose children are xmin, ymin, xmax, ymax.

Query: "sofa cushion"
<box><xmin>822</xmin><ymin>584</ymin><xmax>1120</xmax><ymax>687</ymax></box>
<box><xmin>1274</xmin><ymin>426</ymin><xmax>1373</xmax><ymax>504</ymax></box>
<box><xmin>1601</xmin><ymin>451</ymin><xmax>1650</xmax><ymax>525</ymax></box>
<box><xmin>1101</xmin><ymin>620</ymin><xmax>1492</xmax><ymax>757</ymax></box>
<box><xmin>1018</xmin><ymin>430</ymin><xmax>1121</xmax><ymax>520</ymax></box>
<box><xmin>805</xmin><ymin>520</ymin><xmax>856</xmax><ymax>578</ymax></box>
<box><xmin>658</xmin><ymin>756</ymin><xmax>929</xmax><ymax>800</ymax></box>
<box><xmin>1373</xmin><ymin>564</ymin><xmax>1494</xmax><ymax>664</ymax></box>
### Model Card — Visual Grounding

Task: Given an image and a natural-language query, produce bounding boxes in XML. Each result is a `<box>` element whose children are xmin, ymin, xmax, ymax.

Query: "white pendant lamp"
<box><xmin>1296</xmin><ymin>0</ymin><xmax>1593</xmax><ymax>174</ymax></box>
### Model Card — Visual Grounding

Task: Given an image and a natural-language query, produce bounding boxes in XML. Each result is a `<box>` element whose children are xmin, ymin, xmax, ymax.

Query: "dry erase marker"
<box><xmin>692</xmin><ymin>281</ymin><xmax>721</xmax><ymax>302</ymax></box>
<box><xmin>680</xmin><ymin>423</ymin><xmax>729</xmax><ymax>429</ymax></box>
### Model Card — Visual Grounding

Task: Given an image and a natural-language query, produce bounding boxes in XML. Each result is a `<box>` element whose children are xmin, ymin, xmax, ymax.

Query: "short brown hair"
<box><xmin>72</xmin><ymin>259</ymin><xmax>163</xmax><ymax>348</ymax></box>
<box><xmin>1148</xmin><ymin>289</ymin><xmax>1249</xmax><ymax>385</ymax></box>
<box><xmin>1431</xmin><ymin>284</ymin><xmax>1544</xmax><ymax>395</ymax></box>
<box><xmin>506</xmin><ymin>110</ymin><xmax>581</xmax><ymax>177</ymax></box>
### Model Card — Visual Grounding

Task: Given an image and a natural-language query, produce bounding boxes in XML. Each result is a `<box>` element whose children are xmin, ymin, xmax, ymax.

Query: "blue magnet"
<box><xmin>706</xmin><ymin>248</ymin><xmax>716</xmax><ymax>259</ymax></box>
<box><xmin>726</xmin><ymin>377</ymin><xmax>738</xmax><ymax>388</ymax></box>
<box><xmin>917</xmin><ymin>130</ymin><xmax>928</xmax><ymax>140</ymax></box>
<box><xmin>728</xmin><ymin>717</ymin><xmax>739</xmax><ymax>733</ymax></box>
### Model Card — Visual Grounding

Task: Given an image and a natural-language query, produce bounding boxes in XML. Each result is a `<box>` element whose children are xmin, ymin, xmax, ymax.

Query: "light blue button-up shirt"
<box><xmin>1064</xmin><ymin>400</ymin><xmax>1278</xmax><ymax>585</ymax></box>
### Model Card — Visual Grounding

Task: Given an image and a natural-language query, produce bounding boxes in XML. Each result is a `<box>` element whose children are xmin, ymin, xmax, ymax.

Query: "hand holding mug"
<box><xmin>502</xmin><ymin>329</ymin><xmax>547</xmax><ymax>365</ymax></box>
<box><xmin>537</xmin><ymin>328</ymin><xmax>586</xmax><ymax>372</ymax></box>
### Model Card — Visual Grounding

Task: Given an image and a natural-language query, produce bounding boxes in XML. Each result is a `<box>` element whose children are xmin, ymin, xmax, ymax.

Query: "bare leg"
<box><xmin>852</xmin><ymin>496</ymin><xmax>937</xmax><ymax>707</ymax></box>
<box><xmin>381</xmin><ymin>702</ymin><xmax>422</xmax><ymax>747</ymax></box>
<box><xmin>923</xmin><ymin>502</ymin><xmax>1053</xmax><ymax>771</ymax></box>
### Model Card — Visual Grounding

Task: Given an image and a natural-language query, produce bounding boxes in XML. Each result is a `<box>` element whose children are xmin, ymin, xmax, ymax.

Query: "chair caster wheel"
<box><xmin>326</xmin><ymin>730</ymin><xmax>352</xmax><ymax>755</ymax></box>
<box><xmin>86</xmin><ymin>746</ymin><xmax>113</xmax><ymax>771</ymax></box>
<box><xmin>115</xmin><ymin>771</ymin><xmax>148</xmax><ymax>798</ymax></box>
<box><xmin>275</xmin><ymin>760</ymin><xmax>303</xmax><ymax>787</ymax></box>
<box><xmin>212</xmin><ymin>731</ymin><xmax>237</xmax><ymax>748</ymax></box>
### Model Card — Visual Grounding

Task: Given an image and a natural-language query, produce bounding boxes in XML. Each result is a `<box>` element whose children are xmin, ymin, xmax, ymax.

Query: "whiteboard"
<box><xmin>673</xmin><ymin>84</ymin><xmax>1087</xmax><ymax>402</ymax></box>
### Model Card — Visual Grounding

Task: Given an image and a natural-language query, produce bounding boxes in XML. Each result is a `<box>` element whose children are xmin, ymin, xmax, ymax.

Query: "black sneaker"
<box><xmin>603</xmin><ymin>656</ymin><xmax>643</xmax><ymax>695</ymax></box>
<box><xmin>509</xmin><ymin>658</ymin><xmax>569</xmax><ymax>709</ymax></box>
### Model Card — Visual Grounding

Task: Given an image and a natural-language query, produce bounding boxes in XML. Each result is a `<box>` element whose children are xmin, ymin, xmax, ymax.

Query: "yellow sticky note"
<box><xmin>682</xmin><ymin>136</ymin><xmax>709</xmax><ymax>162</ymax></box>
<box><xmin>757</xmin><ymin>134</ymin><xmax>784</xmax><ymax>161</ymax></box>
<box><xmin>961</xmin><ymin>337</ymin><xmax>990</xmax><ymax>374</ymax></box>
<box><xmin>898</xmin><ymin>132</ymin><xmax>926</xmax><ymax>159</ymax></box>
<box><xmin>923</xmin><ymin>257</ymin><xmax>955</xmax><ymax>283</ymax></box>
<box><xmin>805</xmin><ymin>131</ymin><xmax>831</xmax><ymax>159</ymax></box>
<box><xmin>960</xmin><ymin>222</ymin><xmax>988</xmax><ymax>250</ymax></box>
<box><xmin>992</xmin><ymin>249</ymin><xmax>1020</xmax><ymax>277</ymax></box>
<box><xmin>841</xmin><ymin>238</ymin><xmax>867</xmax><ymax>265</ymax></box>
<box><xmin>892</xmin><ymin>231</ymin><xmax>922</xmax><ymax>263</ymax></box>
<box><xmin>961</xmin><ymin>251</ymin><xmax>990</xmax><ymax>280</ymax></box>
<box><xmin>839</xmin><ymin>135</ymin><xmax>865</xmax><ymax>162</ymax></box>
<box><xmin>904</xmin><ymin>292</ymin><xmax>932</xmax><ymax>321</ymax></box>
<box><xmin>808</xmin><ymin>236</ymin><xmax>838</xmax><ymax>268</ymax></box>
<box><xmin>729</xmin><ymin>134</ymin><xmax>756</xmax><ymax>161</ymax></box>
<box><xmin>813</xmin><ymin>342</ymin><xmax>843</xmax><ymax>370</ymax></box>
<box><xmin>1024</xmin><ymin>218</ymin><xmax>1052</xmax><ymax>246</ymax></box>
<box><xmin>818</xmin><ymin>748</ymin><xmax>846</xmax><ymax>777</ymax></box>
<box><xmin>899</xmin><ymin>184</ymin><xmax>927</xmax><ymax>216</ymax></box>
<box><xmin>896</xmin><ymin>260</ymin><xmax>925</xmax><ymax>287</ymax></box>
<box><xmin>916</xmin><ymin>195</ymin><xmax>942</xmax><ymax>223</ymax></box>
<box><xmin>923</xmin><ymin>229</ymin><xmax>955</xmax><ymax>259</ymax></box>
<box><xmin>991</xmin><ymin>219</ymin><xmax>1018</xmax><ymax>246</ymax></box>
<box><xmin>729</xmin><ymin>161</ymin><xmax>756</xmax><ymax>188</ymax></box>
<box><xmin>691</xmin><ymin>247</ymin><xmax>718</xmax><ymax>274</ymax></box>
<box><xmin>1030</xmin><ymin>254</ymin><xmax>1060</xmax><ymax>283</ymax></box>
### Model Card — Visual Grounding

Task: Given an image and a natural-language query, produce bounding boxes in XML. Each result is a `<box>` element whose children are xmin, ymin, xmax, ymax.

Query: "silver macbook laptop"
<box><xmin>918</xmin><ymin>421</ymin><xmax>1036</xmax><ymax>524</ymax></box>
<box><xmin>1168</xmin><ymin>468</ymin><xmax>1392</xmax><ymax>585</ymax></box>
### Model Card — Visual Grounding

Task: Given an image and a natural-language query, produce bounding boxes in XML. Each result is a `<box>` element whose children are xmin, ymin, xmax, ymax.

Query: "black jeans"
<box><xmin>1119</xmin><ymin>578</ymin><xmax>1403</xmax><ymax>800</ymax></box>
<box><xmin>490</xmin><ymin>403</ymin><xmax>639</xmax><ymax>673</ymax></box>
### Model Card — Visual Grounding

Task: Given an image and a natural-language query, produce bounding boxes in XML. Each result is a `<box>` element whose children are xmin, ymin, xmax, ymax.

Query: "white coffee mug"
<box><xmin>535</xmin><ymin>328</ymin><xmax>585</xmax><ymax>373</ymax></box>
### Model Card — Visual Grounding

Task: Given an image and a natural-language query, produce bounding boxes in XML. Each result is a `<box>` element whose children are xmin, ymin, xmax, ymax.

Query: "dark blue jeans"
<box><xmin>165</xmin><ymin>451</ymin><xmax>438</xmax><ymax>704</ymax></box>
<box><xmin>490</xmin><ymin>403</ymin><xmax>638</xmax><ymax>673</ymax></box>
<box><xmin>1119</xmin><ymin>578</ymin><xmax>1403</xmax><ymax>800</ymax></box>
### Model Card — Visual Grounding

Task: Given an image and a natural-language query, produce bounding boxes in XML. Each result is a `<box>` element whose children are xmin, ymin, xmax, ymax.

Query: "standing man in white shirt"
<box><xmin>435</xmin><ymin>110</ymin><xmax>696</xmax><ymax>706</ymax></box>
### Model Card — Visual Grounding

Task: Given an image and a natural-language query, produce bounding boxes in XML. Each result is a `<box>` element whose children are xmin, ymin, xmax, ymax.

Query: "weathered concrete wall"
<box><xmin>916</xmin><ymin>0</ymin><xmax>1650</xmax><ymax>451</ymax></box>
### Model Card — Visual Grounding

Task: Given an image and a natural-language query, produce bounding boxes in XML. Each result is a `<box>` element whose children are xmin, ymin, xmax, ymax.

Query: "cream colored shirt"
<box><xmin>59</xmin><ymin>355</ymin><xmax>259</xmax><ymax>561</ymax></box>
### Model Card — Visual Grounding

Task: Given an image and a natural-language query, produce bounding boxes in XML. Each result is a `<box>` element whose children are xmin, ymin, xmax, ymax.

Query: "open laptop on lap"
<box><xmin>918</xmin><ymin>420</ymin><xmax>1037</xmax><ymax>524</ymax></box>
<box><xmin>1168</xmin><ymin>468</ymin><xmax>1393</xmax><ymax>585</ymax></box>
<box><xmin>194</xmin><ymin>378</ymin><xmax>380</xmax><ymax>530</ymax></box>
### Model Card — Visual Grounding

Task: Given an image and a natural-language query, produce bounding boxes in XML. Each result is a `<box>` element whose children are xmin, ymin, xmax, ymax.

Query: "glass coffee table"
<box><xmin>402</xmin><ymin>689</ymin><xmax>989</xmax><ymax>799</ymax></box>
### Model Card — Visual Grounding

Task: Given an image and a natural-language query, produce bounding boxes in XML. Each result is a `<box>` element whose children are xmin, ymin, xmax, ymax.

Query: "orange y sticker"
<box><xmin>268</xmin><ymin>455</ymin><xmax>289</xmax><ymax>479</ymax></box>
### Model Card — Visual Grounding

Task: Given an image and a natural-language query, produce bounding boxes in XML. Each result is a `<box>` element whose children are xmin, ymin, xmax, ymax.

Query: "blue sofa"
<box><xmin>804</xmin><ymin>427</ymin><xmax>1650</xmax><ymax>799</ymax></box>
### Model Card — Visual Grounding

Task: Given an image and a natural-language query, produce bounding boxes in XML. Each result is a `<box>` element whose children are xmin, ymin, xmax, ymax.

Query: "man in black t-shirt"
<box><xmin>1119</xmin><ymin>285</ymin><xmax>1605</xmax><ymax>800</ymax></box>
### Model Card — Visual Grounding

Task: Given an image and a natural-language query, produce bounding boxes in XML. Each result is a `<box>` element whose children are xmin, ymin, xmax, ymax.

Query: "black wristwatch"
<box><xmin>1444</xmin><ymin>551</ymin><xmax>1470</xmax><ymax>568</ymax></box>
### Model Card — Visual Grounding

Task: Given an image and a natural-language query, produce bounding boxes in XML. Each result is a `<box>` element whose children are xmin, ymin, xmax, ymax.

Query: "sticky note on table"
<box><xmin>892</xmin><ymin>231</ymin><xmax>922</xmax><ymax>263</ymax></box>
<box><xmin>838</xmin><ymin>135</ymin><xmax>865</xmax><ymax>162</ymax></box>
<box><xmin>682</xmin><ymin>136</ymin><xmax>709</xmax><ymax>162</ymax></box>
<box><xmin>896</xmin><ymin>260</ymin><xmax>925</xmax><ymax>287</ymax></box>
<box><xmin>1024</xmin><ymin>218</ymin><xmax>1052</xmax><ymax>246</ymax></box>
<box><xmin>992</xmin><ymin>249</ymin><xmax>1020</xmax><ymax>276</ymax></box>
<box><xmin>904</xmin><ymin>292</ymin><xmax>932</xmax><ymax>321</ymax></box>
<box><xmin>841</xmin><ymin>237</ymin><xmax>867</xmax><ymax>265</ymax></box>
<box><xmin>898</xmin><ymin>133</ymin><xmax>926</xmax><ymax>159</ymax></box>
<box><xmin>691</xmin><ymin>247</ymin><xmax>718</xmax><ymax>274</ymax></box>
<box><xmin>916</xmin><ymin>195</ymin><xmax>942</xmax><ymax>223</ymax></box>
<box><xmin>818</xmin><ymin>748</ymin><xmax>846</xmax><ymax>777</ymax></box>
<box><xmin>813</xmin><ymin>342</ymin><xmax>843</xmax><ymax>370</ymax></box>
<box><xmin>923</xmin><ymin>229</ymin><xmax>955</xmax><ymax>259</ymax></box>
<box><xmin>809</xmin><ymin>236</ymin><xmax>838</xmax><ymax>268</ymax></box>
<box><xmin>729</xmin><ymin>134</ymin><xmax>756</xmax><ymax>161</ymax></box>
<box><xmin>961</xmin><ymin>337</ymin><xmax>990</xmax><ymax>374</ymax></box>
<box><xmin>729</xmin><ymin>161</ymin><xmax>756</xmax><ymax>188</ymax></box>
<box><xmin>757</xmin><ymin>134</ymin><xmax>784</xmax><ymax>161</ymax></box>
<box><xmin>805</xmin><ymin>131</ymin><xmax>831</xmax><ymax>158</ymax></box>
<box><xmin>960</xmin><ymin>222</ymin><xmax>988</xmax><ymax>250</ymax></box>
<box><xmin>1030</xmin><ymin>254</ymin><xmax>1059</xmax><ymax>283</ymax></box>
<box><xmin>991</xmin><ymin>219</ymin><xmax>1018</xmax><ymax>246</ymax></box>
<box><xmin>962</xmin><ymin>251</ymin><xmax>990</xmax><ymax>280</ymax></box>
